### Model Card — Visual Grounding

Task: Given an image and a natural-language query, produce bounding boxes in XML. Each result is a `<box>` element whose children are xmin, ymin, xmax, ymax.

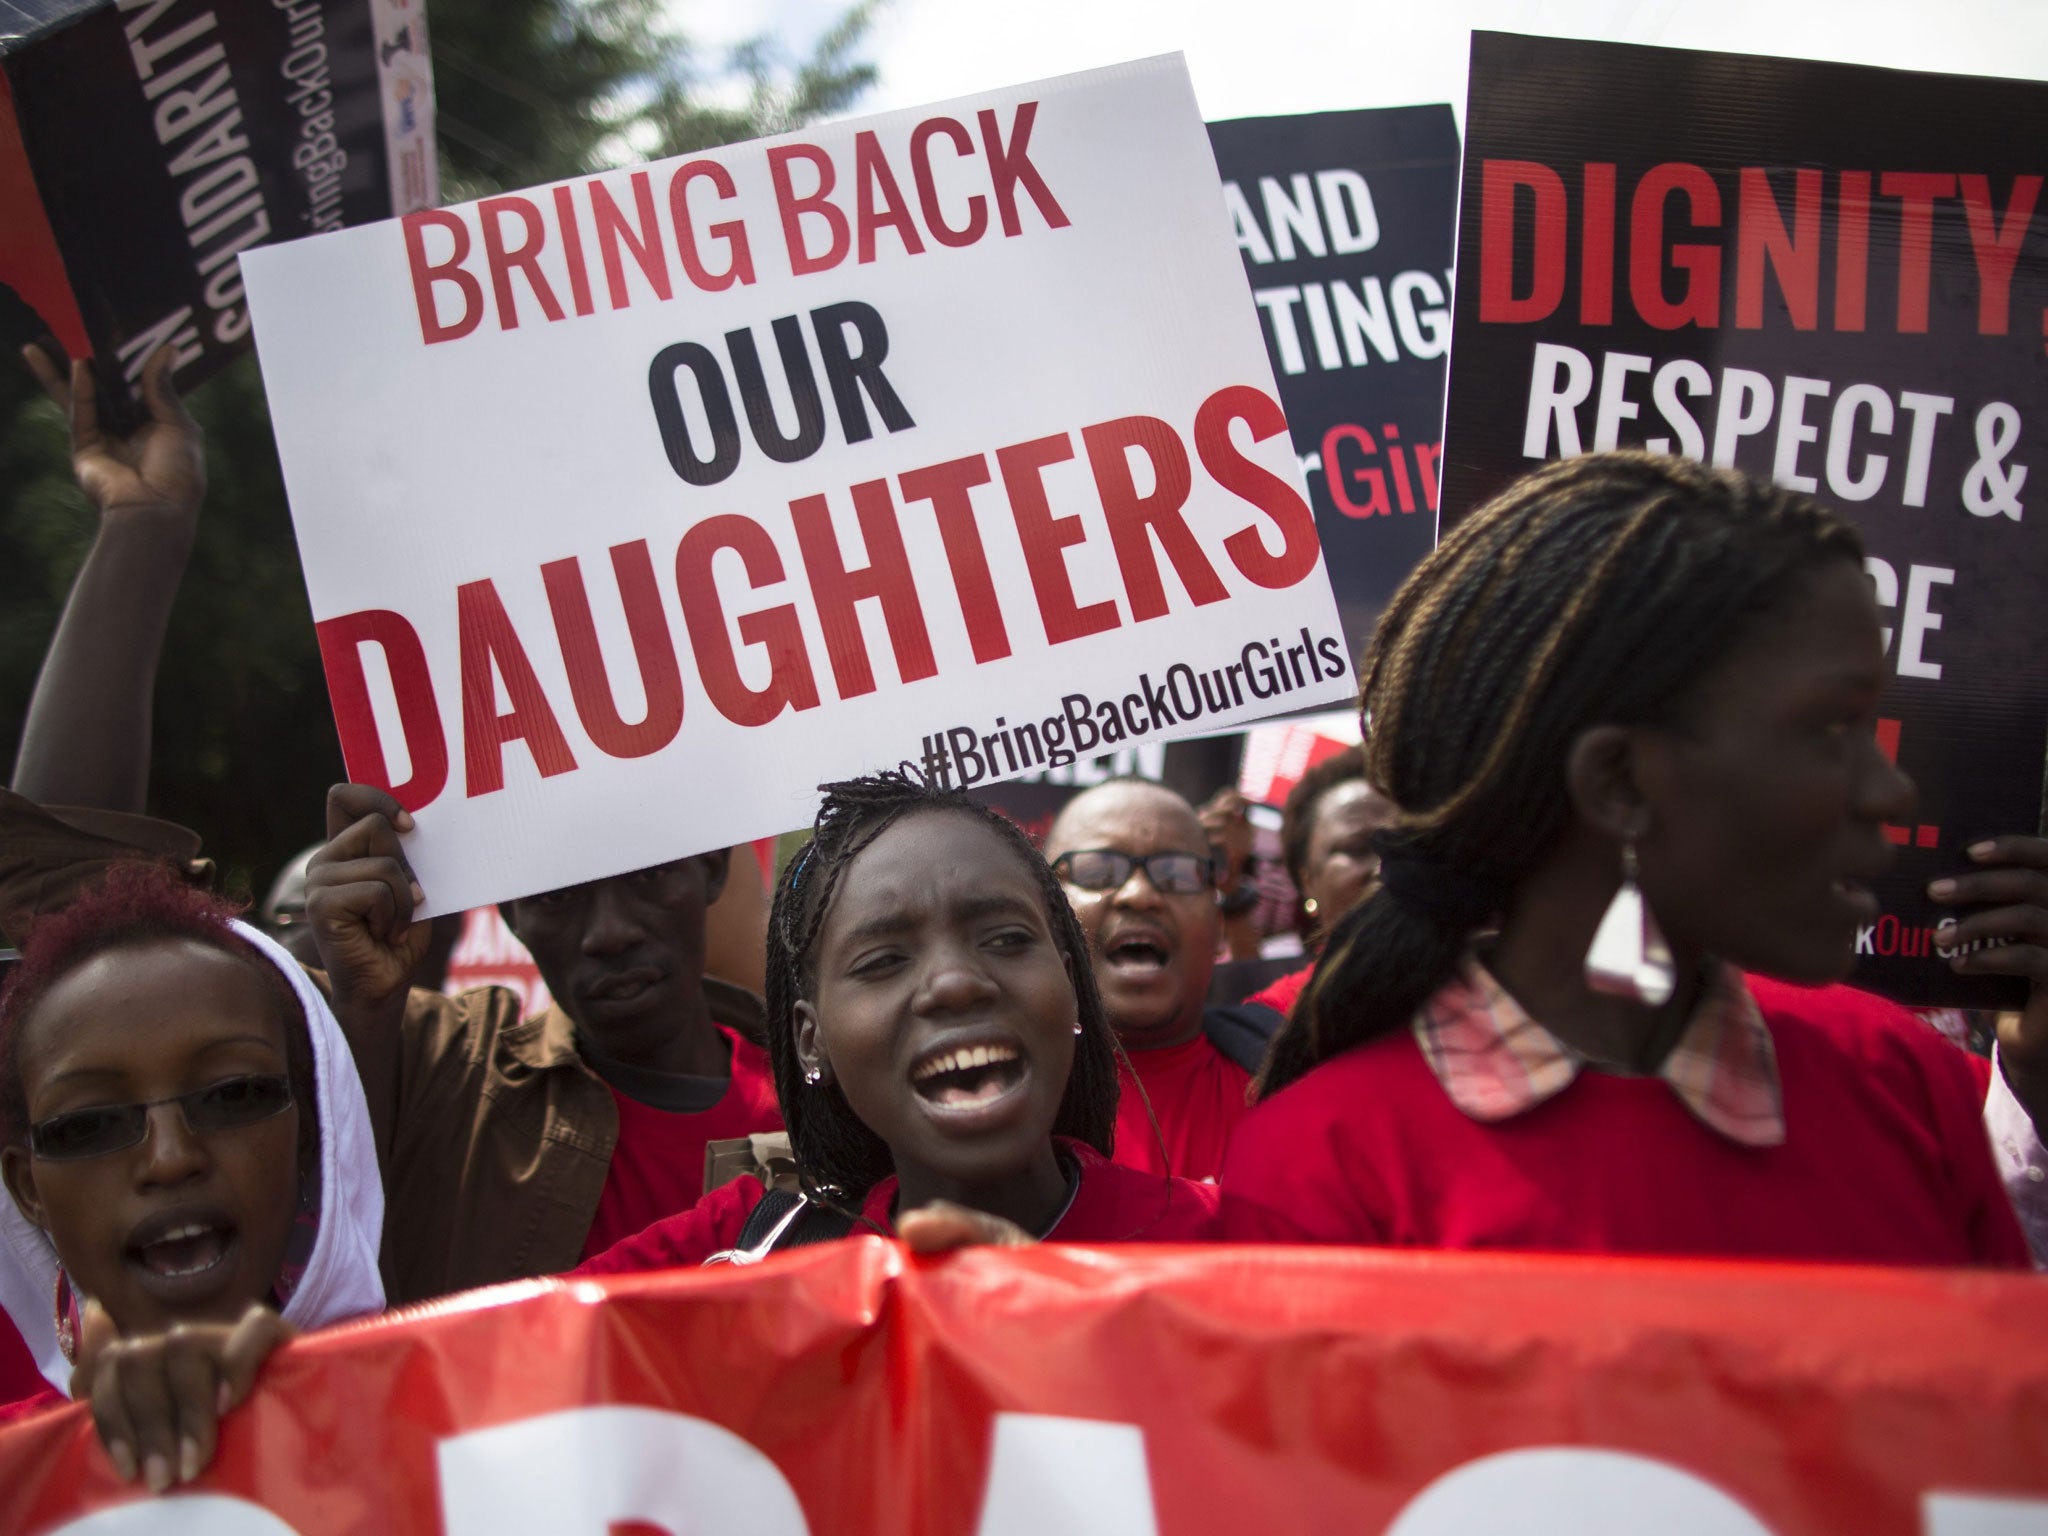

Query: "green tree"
<box><xmin>0</xmin><ymin>0</ymin><xmax>878</xmax><ymax>901</ymax></box>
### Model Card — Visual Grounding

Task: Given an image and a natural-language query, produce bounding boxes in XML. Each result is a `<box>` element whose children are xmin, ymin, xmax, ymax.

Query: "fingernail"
<box><xmin>179</xmin><ymin>1436</ymin><xmax>200</xmax><ymax>1483</ymax></box>
<box><xmin>144</xmin><ymin>1452</ymin><xmax>171</xmax><ymax>1493</ymax></box>
<box><xmin>1970</xmin><ymin>840</ymin><xmax>1997</xmax><ymax>859</ymax></box>
<box><xmin>410</xmin><ymin>883</ymin><xmax>426</xmax><ymax>906</ymax></box>
<box><xmin>109</xmin><ymin>1440</ymin><xmax>136</xmax><ymax>1481</ymax></box>
<box><xmin>1928</xmin><ymin>879</ymin><xmax>1957</xmax><ymax>899</ymax></box>
<box><xmin>395</xmin><ymin>810</ymin><xmax>416</xmax><ymax>832</ymax></box>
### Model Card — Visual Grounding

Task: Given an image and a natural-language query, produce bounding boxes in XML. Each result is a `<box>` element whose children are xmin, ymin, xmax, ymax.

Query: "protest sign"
<box><xmin>3</xmin><ymin>1243</ymin><xmax>2043</xmax><ymax>1534</ymax></box>
<box><xmin>0</xmin><ymin>0</ymin><xmax>436</xmax><ymax>415</ymax></box>
<box><xmin>1208</xmin><ymin>105</ymin><xmax>1459</xmax><ymax>660</ymax></box>
<box><xmin>1441</xmin><ymin>33</ymin><xmax>2048</xmax><ymax>1007</ymax></box>
<box><xmin>240</xmin><ymin>56</ymin><xmax>1352</xmax><ymax>917</ymax></box>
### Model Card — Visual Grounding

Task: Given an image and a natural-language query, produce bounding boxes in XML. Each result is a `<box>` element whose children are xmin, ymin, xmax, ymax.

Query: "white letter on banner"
<box><xmin>1523</xmin><ymin>342</ymin><xmax>1592</xmax><ymax>459</ymax></box>
<box><xmin>1386</xmin><ymin>1448</ymin><xmax>1776</xmax><ymax>1536</ymax></box>
<box><xmin>437</xmin><ymin>1406</ymin><xmax>809</xmax><ymax>1535</ymax></box>
<box><xmin>1923</xmin><ymin>1491</ymin><xmax>2048</xmax><ymax>1534</ymax></box>
<box><xmin>973</xmin><ymin>1413</ymin><xmax>1160</xmax><ymax>1536</ymax></box>
<box><xmin>44</xmin><ymin>1497</ymin><xmax>303</xmax><ymax>1535</ymax></box>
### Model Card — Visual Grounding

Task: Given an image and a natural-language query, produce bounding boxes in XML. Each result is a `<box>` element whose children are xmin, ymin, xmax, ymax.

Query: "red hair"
<box><xmin>0</xmin><ymin>863</ymin><xmax>303</xmax><ymax>1145</ymax></box>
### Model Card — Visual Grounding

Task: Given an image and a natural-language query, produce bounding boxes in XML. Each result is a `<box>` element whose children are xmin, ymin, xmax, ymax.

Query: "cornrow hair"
<box><xmin>1255</xmin><ymin>450</ymin><xmax>1865</xmax><ymax>1099</ymax></box>
<box><xmin>764</xmin><ymin>767</ymin><xmax>1122</xmax><ymax>1206</ymax></box>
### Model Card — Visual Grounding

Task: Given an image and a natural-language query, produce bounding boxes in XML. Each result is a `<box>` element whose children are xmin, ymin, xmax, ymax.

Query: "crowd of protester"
<box><xmin>2</xmin><ymin>342</ymin><xmax>2046</xmax><ymax>1490</ymax></box>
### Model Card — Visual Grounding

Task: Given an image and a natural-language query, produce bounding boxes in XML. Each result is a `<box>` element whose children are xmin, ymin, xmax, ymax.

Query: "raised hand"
<box><xmin>23</xmin><ymin>343</ymin><xmax>204</xmax><ymax>526</ymax></box>
<box><xmin>307</xmin><ymin>782</ymin><xmax>435</xmax><ymax>1013</ymax></box>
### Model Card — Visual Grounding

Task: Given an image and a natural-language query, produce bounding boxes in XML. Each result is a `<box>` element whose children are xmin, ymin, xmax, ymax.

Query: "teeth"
<box><xmin>152</xmin><ymin>1223</ymin><xmax>212</xmax><ymax>1246</ymax></box>
<box><xmin>913</xmin><ymin>1043</ymin><xmax>1019</xmax><ymax>1083</ymax></box>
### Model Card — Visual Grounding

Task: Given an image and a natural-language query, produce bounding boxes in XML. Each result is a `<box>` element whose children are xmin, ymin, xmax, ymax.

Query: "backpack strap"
<box><xmin>708</xmin><ymin>1187</ymin><xmax>860</xmax><ymax>1266</ymax></box>
<box><xmin>1203</xmin><ymin>1001</ymin><xmax>1284</xmax><ymax>1075</ymax></box>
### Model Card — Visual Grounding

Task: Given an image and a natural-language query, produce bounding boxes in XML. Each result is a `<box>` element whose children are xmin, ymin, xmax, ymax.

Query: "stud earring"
<box><xmin>804</xmin><ymin>1067</ymin><xmax>823</xmax><ymax>1085</ymax></box>
<box><xmin>1585</xmin><ymin>838</ymin><xmax>1675</xmax><ymax>1007</ymax></box>
<box><xmin>1302</xmin><ymin>896</ymin><xmax>1320</xmax><ymax>918</ymax></box>
<box><xmin>1071</xmin><ymin>1020</ymin><xmax>1083</xmax><ymax>1036</ymax></box>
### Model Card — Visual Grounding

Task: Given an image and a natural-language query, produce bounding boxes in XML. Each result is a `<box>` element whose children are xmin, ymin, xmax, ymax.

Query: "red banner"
<box><xmin>2</xmin><ymin>1243</ymin><xmax>2044</xmax><ymax>1534</ymax></box>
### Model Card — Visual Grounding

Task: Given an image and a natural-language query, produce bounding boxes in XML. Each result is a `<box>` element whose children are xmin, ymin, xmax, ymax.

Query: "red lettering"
<box><xmin>591</xmin><ymin>170</ymin><xmax>672</xmax><ymax>309</ymax></box>
<box><xmin>314</xmin><ymin>609</ymin><xmax>448</xmax><ymax>811</ymax></box>
<box><xmin>1959</xmin><ymin>174</ymin><xmax>2041</xmax><ymax>336</ymax></box>
<box><xmin>1880</xmin><ymin>172</ymin><xmax>1955</xmax><ymax>334</ymax></box>
<box><xmin>1736</xmin><ymin>167</ymin><xmax>1822</xmax><ymax>330</ymax></box>
<box><xmin>768</xmin><ymin>144</ymin><xmax>849</xmax><ymax>276</ymax></box>
<box><xmin>551</xmin><ymin>186</ymin><xmax>595</xmax><ymax>317</ymax></box>
<box><xmin>899</xmin><ymin>455</ymin><xmax>1010</xmax><ymax>663</ymax></box>
<box><xmin>1320</xmin><ymin>424</ymin><xmax>1389</xmax><ymax>518</ymax></box>
<box><xmin>478</xmin><ymin>195</ymin><xmax>565</xmax><ymax>331</ymax></box>
<box><xmin>997</xmin><ymin>433</ymin><xmax>1118</xmax><ymax>644</ymax></box>
<box><xmin>1082</xmin><ymin>416</ymin><xmax>1226</xmax><ymax>624</ymax></box>
<box><xmin>1478</xmin><ymin>159</ymin><xmax>1566</xmax><ymax>323</ymax></box>
<box><xmin>1581</xmin><ymin>163</ymin><xmax>1615</xmax><ymax>326</ymax></box>
<box><xmin>402</xmin><ymin>210</ymin><xmax>483</xmax><ymax>345</ymax></box>
<box><xmin>854</xmin><ymin>130</ymin><xmax>926</xmax><ymax>263</ymax></box>
<box><xmin>1415</xmin><ymin>440</ymin><xmax>1442</xmax><ymax>511</ymax></box>
<box><xmin>541</xmin><ymin>541</ymin><xmax>684</xmax><ymax>760</ymax></box>
<box><xmin>1629</xmin><ymin>162</ymin><xmax>1721</xmax><ymax>329</ymax></box>
<box><xmin>457</xmin><ymin>578</ymin><xmax>578</xmax><ymax>796</ymax></box>
<box><xmin>1199</xmin><ymin>385</ymin><xmax>1320</xmax><ymax>588</ymax></box>
<box><xmin>669</xmin><ymin>160</ymin><xmax>755</xmax><ymax>291</ymax></box>
<box><xmin>788</xmin><ymin>480</ymin><xmax>937</xmax><ymax>699</ymax></box>
<box><xmin>1835</xmin><ymin>172</ymin><xmax>1872</xmax><ymax>332</ymax></box>
<box><xmin>976</xmin><ymin>102</ymin><xmax>1070</xmax><ymax>237</ymax></box>
<box><xmin>909</xmin><ymin>117</ymin><xmax>987</xmax><ymax>248</ymax></box>
<box><xmin>674</xmin><ymin>515</ymin><xmax>821</xmax><ymax>726</ymax></box>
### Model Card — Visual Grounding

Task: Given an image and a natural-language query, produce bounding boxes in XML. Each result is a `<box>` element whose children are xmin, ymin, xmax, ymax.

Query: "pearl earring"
<box><xmin>804</xmin><ymin>1066</ymin><xmax>823</xmax><ymax>1085</ymax></box>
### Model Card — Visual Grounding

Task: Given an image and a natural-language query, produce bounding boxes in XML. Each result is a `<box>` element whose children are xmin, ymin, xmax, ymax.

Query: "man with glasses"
<box><xmin>1045</xmin><ymin>780</ymin><xmax>1281</xmax><ymax>1181</ymax></box>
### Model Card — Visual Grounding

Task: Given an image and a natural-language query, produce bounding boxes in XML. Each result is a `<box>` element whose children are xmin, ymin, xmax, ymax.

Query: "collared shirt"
<box><xmin>1412</xmin><ymin>958</ymin><xmax>1787</xmax><ymax>1148</ymax></box>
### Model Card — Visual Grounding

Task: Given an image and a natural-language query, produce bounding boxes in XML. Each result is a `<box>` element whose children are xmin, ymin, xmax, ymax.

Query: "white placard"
<box><xmin>241</xmin><ymin>55</ymin><xmax>1351</xmax><ymax>914</ymax></box>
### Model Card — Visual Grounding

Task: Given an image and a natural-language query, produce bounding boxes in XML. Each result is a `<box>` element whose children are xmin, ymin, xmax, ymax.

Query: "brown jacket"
<box><xmin>0</xmin><ymin>791</ymin><xmax>767</xmax><ymax>1304</ymax></box>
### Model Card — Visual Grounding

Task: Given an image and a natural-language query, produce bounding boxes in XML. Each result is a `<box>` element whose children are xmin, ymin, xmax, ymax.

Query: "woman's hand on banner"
<box><xmin>895</xmin><ymin>1201</ymin><xmax>1037</xmax><ymax>1252</ymax></box>
<box><xmin>22</xmin><ymin>343</ymin><xmax>204</xmax><ymax>531</ymax></box>
<box><xmin>1928</xmin><ymin>834</ymin><xmax>2048</xmax><ymax>1130</ymax></box>
<box><xmin>72</xmin><ymin>1299</ymin><xmax>295</xmax><ymax>1492</ymax></box>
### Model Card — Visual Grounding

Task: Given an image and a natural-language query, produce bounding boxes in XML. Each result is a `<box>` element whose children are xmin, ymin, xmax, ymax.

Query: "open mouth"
<box><xmin>1104</xmin><ymin>935</ymin><xmax>1170</xmax><ymax>975</ymax></box>
<box><xmin>911</xmin><ymin>1042</ymin><xmax>1026</xmax><ymax>1109</ymax></box>
<box><xmin>128</xmin><ymin>1220</ymin><xmax>236</xmax><ymax>1281</ymax></box>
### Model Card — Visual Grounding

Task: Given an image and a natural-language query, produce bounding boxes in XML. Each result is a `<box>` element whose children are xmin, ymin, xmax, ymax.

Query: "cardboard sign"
<box><xmin>1441</xmin><ymin>33</ymin><xmax>2048</xmax><ymax>1007</ymax></box>
<box><xmin>3</xmin><ymin>1243</ymin><xmax>2044</xmax><ymax>1533</ymax></box>
<box><xmin>0</xmin><ymin>0</ymin><xmax>436</xmax><ymax>413</ymax></box>
<box><xmin>1209</xmin><ymin>106</ymin><xmax>1461</xmax><ymax>662</ymax></box>
<box><xmin>240</xmin><ymin>56</ymin><xmax>1351</xmax><ymax>916</ymax></box>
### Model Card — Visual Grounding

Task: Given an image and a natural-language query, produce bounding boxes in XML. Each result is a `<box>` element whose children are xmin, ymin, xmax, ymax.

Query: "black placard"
<box><xmin>1443</xmin><ymin>32</ymin><xmax>2048</xmax><ymax>1007</ymax></box>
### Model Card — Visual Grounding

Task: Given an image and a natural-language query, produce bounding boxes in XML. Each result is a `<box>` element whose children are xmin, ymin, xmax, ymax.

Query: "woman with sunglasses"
<box><xmin>577</xmin><ymin>769</ymin><xmax>1221</xmax><ymax>1271</ymax></box>
<box><xmin>0</xmin><ymin>862</ymin><xmax>384</xmax><ymax>1485</ymax></box>
<box><xmin>1224</xmin><ymin>453</ymin><xmax>2042</xmax><ymax>1264</ymax></box>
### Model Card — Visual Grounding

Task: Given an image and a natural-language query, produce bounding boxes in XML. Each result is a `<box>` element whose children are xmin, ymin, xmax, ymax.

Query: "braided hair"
<box><xmin>765</xmin><ymin>768</ymin><xmax>1122</xmax><ymax>1204</ymax></box>
<box><xmin>1255</xmin><ymin>451</ymin><xmax>1864</xmax><ymax>1099</ymax></box>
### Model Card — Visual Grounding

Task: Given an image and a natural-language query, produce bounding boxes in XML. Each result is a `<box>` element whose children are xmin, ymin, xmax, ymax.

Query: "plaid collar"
<box><xmin>1411</xmin><ymin>958</ymin><xmax>1786</xmax><ymax>1148</ymax></box>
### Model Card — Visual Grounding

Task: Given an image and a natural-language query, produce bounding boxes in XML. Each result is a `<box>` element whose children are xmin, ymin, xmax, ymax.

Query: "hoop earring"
<box><xmin>1585</xmin><ymin>839</ymin><xmax>1675</xmax><ymax>1007</ymax></box>
<box><xmin>53</xmin><ymin>1268</ymin><xmax>76</xmax><ymax>1364</ymax></box>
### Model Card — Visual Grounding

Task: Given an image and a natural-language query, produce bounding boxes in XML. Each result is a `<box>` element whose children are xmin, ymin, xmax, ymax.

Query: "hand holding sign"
<box><xmin>1928</xmin><ymin>836</ymin><xmax>2048</xmax><ymax>1130</ymax></box>
<box><xmin>23</xmin><ymin>343</ymin><xmax>204</xmax><ymax>528</ymax></box>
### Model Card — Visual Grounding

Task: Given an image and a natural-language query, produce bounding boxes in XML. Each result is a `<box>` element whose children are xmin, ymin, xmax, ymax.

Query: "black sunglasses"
<box><xmin>29</xmin><ymin>1074</ymin><xmax>295</xmax><ymax>1162</ymax></box>
<box><xmin>1051</xmin><ymin>848</ymin><xmax>1217</xmax><ymax>895</ymax></box>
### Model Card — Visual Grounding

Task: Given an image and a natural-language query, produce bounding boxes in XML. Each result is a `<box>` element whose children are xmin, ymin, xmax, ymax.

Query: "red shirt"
<box><xmin>0</xmin><ymin>1313</ymin><xmax>52</xmax><ymax>1417</ymax></box>
<box><xmin>1244</xmin><ymin>965</ymin><xmax>1312</xmax><ymax>1018</ymax></box>
<box><xmin>1221</xmin><ymin>975</ymin><xmax>2031</xmax><ymax>1267</ymax></box>
<box><xmin>577</xmin><ymin>1027</ymin><xmax>784</xmax><ymax>1260</ymax></box>
<box><xmin>577</xmin><ymin>1140</ymin><xmax>1222</xmax><ymax>1273</ymax></box>
<box><xmin>1113</xmin><ymin>1035</ymin><xmax>1251</xmax><ymax>1181</ymax></box>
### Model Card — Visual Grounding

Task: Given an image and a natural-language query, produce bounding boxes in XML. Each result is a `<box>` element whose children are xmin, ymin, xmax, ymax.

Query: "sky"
<box><xmin>679</xmin><ymin>0</ymin><xmax>2048</xmax><ymax>126</ymax></box>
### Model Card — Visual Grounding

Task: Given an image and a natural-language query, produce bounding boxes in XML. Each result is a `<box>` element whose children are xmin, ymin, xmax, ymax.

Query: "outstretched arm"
<box><xmin>10</xmin><ymin>345</ymin><xmax>204</xmax><ymax>811</ymax></box>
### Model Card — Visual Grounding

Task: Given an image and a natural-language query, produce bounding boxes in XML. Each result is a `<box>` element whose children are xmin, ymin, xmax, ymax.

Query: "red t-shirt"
<box><xmin>1244</xmin><ymin>964</ymin><xmax>1312</xmax><ymax>1018</ymax></box>
<box><xmin>0</xmin><ymin>1312</ymin><xmax>53</xmax><ymax>1417</ymax></box>
<box><xmin>577</xmin><ymin>1027</ymin><xmax>784</xmax><ymax>1260</ymax></box>
<box><xmin>1113</xmin><ymin>1035</ymin><xmax>1252</xmax><ymax>1181</ymax></box>
<box><xmin>576</xmin><ymin>1140</ymin><xmax>1222</xmax><ymax>1273</ymax></box>
<box><xmin>1220</xmin><ymin>976</ymin><xmax>2031</xmax><ymax>1267</ymax></box>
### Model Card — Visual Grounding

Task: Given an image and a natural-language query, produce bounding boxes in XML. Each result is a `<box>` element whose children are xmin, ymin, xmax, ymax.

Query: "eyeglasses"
<box><xmin>1051</xmin><ymin>849</ymin><xmax>1217</xmax><ymax>895</ymax></box>
<box><xmin>29</xmin><ymin>1074</ymin><xmax>295</xmax><ymax>1162</ymax></box>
